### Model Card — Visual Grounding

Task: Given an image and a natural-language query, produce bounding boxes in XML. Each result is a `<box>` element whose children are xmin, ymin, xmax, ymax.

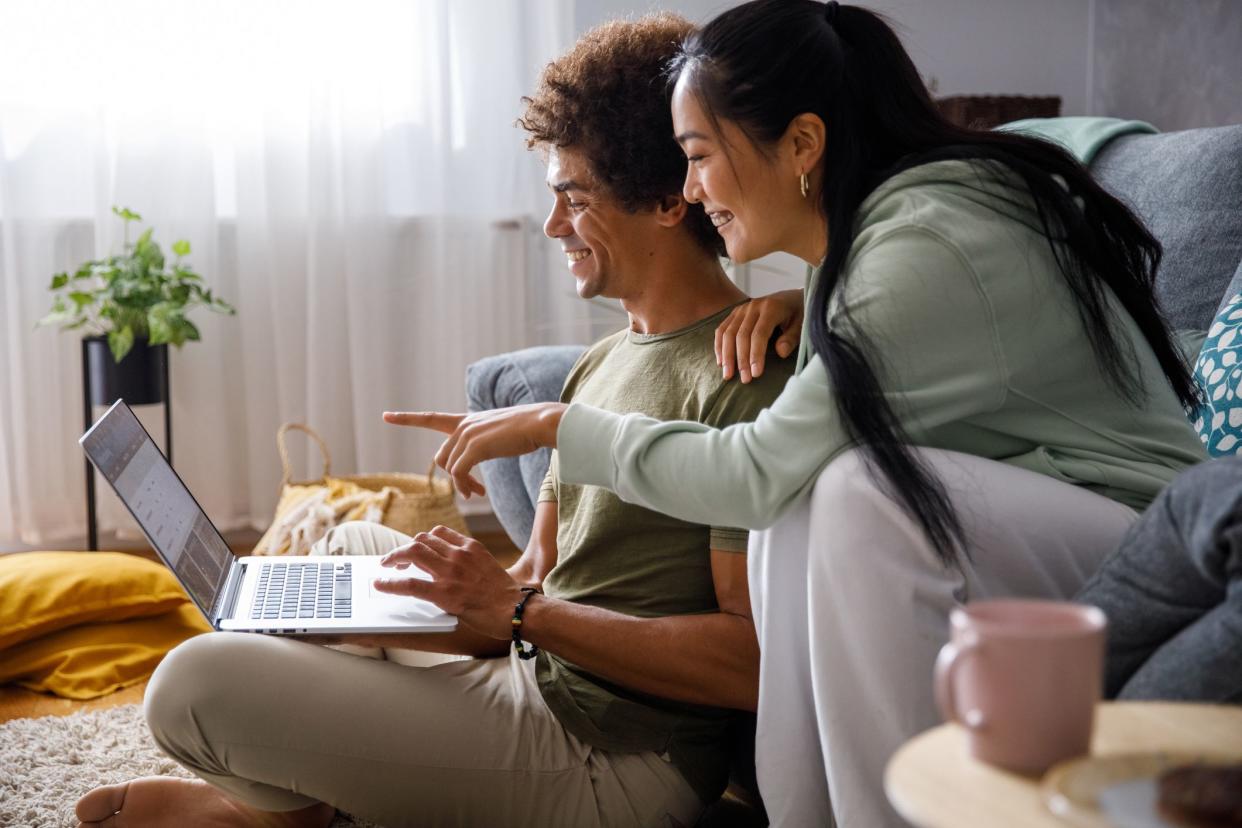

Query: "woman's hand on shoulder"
<box><xmin>383</xmin><ymin>403</ymin><xmax>566</xmax><ymax>497</ymax></box>
<box><xmin>715</xmin><ymin>289</ymin><xmax>804</xmax><ymax>383</ymax></box>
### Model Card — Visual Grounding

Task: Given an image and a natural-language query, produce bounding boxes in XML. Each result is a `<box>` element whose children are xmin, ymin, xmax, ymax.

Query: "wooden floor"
<box><xmin>0</xmin><ymin>520</ymin><xmax>521</xmax><ymax>725</ymax></box>
<box><xmin>0</xmin><ymin>679</ymin><xmax>149</xmax><ymax>724</ymax></box>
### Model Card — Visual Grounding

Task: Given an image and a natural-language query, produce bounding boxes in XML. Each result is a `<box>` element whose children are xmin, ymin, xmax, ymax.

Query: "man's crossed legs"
<box><xmin>75</xmin><ymin>523</ymin><xmax>700</xmax><ymax>828</ymax></box>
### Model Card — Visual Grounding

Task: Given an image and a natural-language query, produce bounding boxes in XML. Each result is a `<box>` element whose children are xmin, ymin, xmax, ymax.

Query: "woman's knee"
<box><xmin>810</xmin><ymin>446</ymin><xmax>870</xmax><ymax>497</ymax></box>
<box><xmin>803</xmin><ymin>448</ymin><xmax>922</xmax><ymax>583</ymax></box>
<box><xmin>807</xmin><ymin>448</ymin><xmax>906</xmax><ymax>532</ymax></box>
<box><xmin>804</xmin><ymin>447</ymin><xmax>969</xmax><ymax>591</ymax></box>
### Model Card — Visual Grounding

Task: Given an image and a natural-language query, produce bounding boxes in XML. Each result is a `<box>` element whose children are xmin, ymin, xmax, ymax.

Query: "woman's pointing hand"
<box><xmin>383</xmin><ymin>403</ymin><xmax>567</xmax><ymax>497</ymax></box>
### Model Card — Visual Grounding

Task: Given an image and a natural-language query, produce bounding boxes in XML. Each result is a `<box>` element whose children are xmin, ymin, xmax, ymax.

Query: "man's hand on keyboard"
<box><xmin>367</xmin><ymin>525</ymin><xmax>527</xmax><ymax>641</ymax></box>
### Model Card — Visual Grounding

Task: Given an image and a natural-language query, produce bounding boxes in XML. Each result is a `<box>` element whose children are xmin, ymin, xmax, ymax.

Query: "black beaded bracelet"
<box><xmin>511</xmin><ymin>587</ymin><xmax>541</xmax><ymax>660</ymax></box>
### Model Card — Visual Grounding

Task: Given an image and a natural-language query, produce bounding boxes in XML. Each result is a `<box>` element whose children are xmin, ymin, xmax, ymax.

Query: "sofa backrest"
<box><xmin>1089</xmin><ymin>125</ymin><xmax>1242</xmax><ymax>332</ymax></box>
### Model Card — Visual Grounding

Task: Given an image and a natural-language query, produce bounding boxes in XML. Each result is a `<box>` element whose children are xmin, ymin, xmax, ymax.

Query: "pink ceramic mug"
<box><xmin>933</xmin><ymin>599</ymin><xmax>1107</xmax><ymax>775</ymax></box>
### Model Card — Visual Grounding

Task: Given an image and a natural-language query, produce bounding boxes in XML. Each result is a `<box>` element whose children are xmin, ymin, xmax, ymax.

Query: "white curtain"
<box><xmin>0</xmin><ymin>0</ymin><xmax>611</xmax><ymax>546</ymax></box>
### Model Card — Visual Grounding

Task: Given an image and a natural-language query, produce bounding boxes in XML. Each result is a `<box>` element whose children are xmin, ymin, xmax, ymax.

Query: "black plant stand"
<box><xmin>81</xmin><ymin>336</ymin><xmax>171</xmax><ymax>550</ymax></box>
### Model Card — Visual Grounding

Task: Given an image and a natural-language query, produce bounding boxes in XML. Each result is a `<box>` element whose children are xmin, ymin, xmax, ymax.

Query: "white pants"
<box><xmin>748</xmin><ymin>448</ymin><xmax>1138</xmax><ymax>827</ymax></box>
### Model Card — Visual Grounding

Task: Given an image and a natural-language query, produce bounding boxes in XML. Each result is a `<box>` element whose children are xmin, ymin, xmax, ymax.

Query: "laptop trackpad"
<box><xmin>368</xmin><ymin>576</ymin><xmax>447</xmax><ymax>620</ymax></box>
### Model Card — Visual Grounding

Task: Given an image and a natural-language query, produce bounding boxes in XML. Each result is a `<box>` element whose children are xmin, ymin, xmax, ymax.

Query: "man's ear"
<box><xmin>783</xmin><ymin>112</ymin><xmax>826</xmax><ymax>179</ymax></box>
<box><xmin>654</xmin><ymin>193</ymin><xmax>689</xmax><ymax>228</ymax></box>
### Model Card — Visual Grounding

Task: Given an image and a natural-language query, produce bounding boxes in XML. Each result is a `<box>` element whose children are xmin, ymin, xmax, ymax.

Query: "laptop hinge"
<box><xmin>214</xmin><ymin>561</ymin><xmax>247</xmax><ymax>625</ymax></box>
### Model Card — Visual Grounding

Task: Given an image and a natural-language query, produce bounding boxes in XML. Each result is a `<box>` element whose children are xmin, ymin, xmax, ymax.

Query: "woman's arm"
<box><xmin>550</xmin><ymin>227</ymin><xmax>1008</xmax><ymax>529</ymax></box>
<box><xmin>385</xmin><ymin>362</ymin><xmax>846</xmax><ymax>529</ymax></box>
<box><xmin>391</xmin><ymin>228</ymin><xmax>1004</xmax><ymax>531</ymax></box>
<box><xmin>559</xmin><ymin>356</ymin><xmax>845</xmax><ymax>529</ymax></box>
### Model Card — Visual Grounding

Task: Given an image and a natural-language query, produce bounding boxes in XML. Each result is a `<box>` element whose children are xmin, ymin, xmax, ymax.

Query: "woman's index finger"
<box><xmin>382</xmin><ymin>411</ymin><xmax>465</xmax><ymax>433</ymax></box>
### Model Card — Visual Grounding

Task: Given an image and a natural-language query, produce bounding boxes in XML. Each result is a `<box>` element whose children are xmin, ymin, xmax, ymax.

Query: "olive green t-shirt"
<box><xmin>535</xmin><ymin>303</ymin><xmax>793</xmax><ymax>804</ymax></box>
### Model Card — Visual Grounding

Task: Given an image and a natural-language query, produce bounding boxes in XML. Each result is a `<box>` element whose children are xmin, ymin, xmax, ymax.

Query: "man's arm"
<box><xmin>519</xmin><ymin>548</ymin><xmax>759</xmax><ymax>711</ymax></box>
<box><xmin>485</xmin><ymin>500</ymin><xmax>761</xmax><ymax>710</ymax></box>
<box><xmin>326</xmin><ymin>520</ymin><xmax>760</xmax><ymax>711</ymax></box>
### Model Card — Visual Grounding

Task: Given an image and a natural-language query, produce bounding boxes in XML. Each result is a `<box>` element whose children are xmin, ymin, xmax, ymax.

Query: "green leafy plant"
<box><xmin>39</xmin><ymin>206</ymin><xmax>236</xmax><ymax>362</ymax></box>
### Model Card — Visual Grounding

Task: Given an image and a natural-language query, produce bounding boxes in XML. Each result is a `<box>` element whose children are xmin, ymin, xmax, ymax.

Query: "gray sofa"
<box><xmin>465</xmin><ymin>124</ymin><xmax>1242</xmax><ymax>824</ymax></box>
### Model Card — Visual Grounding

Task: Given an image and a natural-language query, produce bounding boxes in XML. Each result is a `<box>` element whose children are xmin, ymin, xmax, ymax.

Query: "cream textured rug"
<box><xmin>0</xmin><ymin>704</ymin><xmax>378</xmax><ymax>827</ymax></box>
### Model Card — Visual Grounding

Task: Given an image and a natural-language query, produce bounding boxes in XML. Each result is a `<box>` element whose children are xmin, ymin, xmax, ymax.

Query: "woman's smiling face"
<box><xmin>672</xmin><ymin>69</ymin><xmax>828</xmax><ymax>265</ymax></box>
<box><xmin>672</xmin><ymin>72</ymin><xmax>792</xmax><ymax>264</ymax></box>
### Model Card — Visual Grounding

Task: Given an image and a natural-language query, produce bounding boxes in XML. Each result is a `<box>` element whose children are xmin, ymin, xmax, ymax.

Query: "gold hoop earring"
<box><xmin>799</xmin><ymin>172</ymin><xmax>809</xmax><ymax>199</ymax></box>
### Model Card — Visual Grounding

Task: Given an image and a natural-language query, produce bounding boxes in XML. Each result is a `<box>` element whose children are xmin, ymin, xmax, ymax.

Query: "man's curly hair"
<box><xmin>519</xmin><ymin>14</ymin><xmax>725</xmax><ymax>257</ymax></box>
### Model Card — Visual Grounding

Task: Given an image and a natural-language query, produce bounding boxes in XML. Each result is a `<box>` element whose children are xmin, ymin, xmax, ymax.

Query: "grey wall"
<box><xmin>572</xmin><ymin>0</ymin><xmax>1094</xmax><ymax>289</ymax></box>
<box><xmin>568</xmin><ymin>0</ymin><xmax>1241</xmax><ymax>290</ymax></box>
<box><xmin>865</xmin><ymin>0</ymin><xmax>1091</xmax><ymax>115</ymax></box>
<box><xmin>575</xmin><ymin>0</ymin><xmax>730</xmax><ymax>34</ymax></box>
<box><xmin>575</xmin><ymin>0</ymin><xmax>1242</xmax><ymax>130</ymax></box>
<box><xmin>575</xmin><ymin>0</ymin><xmax>1092</xmax><ymax>114</ymax></box>
<box><xmin>1091</xmin><ymin>0</ymin><xmax>1242</xmax><ymax>130</ymax></box>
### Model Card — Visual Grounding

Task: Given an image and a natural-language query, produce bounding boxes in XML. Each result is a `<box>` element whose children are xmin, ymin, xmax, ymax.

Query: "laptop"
<box><xmin>80</xmin><ymin>399</ymin><xmax>457</xmax><ymax>635</ymax></box>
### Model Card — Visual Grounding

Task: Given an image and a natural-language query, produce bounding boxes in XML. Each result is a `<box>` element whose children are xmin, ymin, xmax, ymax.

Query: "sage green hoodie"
<box><xmin>556</xmin><ymin>159</ymin><xmax>1207</xmax><ymax>528</ymax></box>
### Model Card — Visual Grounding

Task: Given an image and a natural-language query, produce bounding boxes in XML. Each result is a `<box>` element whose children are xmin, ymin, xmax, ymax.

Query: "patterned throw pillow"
<box><xmin>1192</xmin><ymin>292</ymin><xmax>1242</xmax><ymax>456</ymax></box>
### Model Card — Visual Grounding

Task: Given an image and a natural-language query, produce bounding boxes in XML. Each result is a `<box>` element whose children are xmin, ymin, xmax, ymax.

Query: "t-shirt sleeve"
<box><xmin>708</xmin><ymin>527</ymin><xmax>749</xmax><ymax>553</ymax></box>
<box><xmin>701</xmin><ymin>342</ymin><xmax>794</xmax><ymax>553</ymax></box>
<box><xmin>537</xmin><ymin>456</ymin><xmax>558</xmax><ymax>503</ymax></box>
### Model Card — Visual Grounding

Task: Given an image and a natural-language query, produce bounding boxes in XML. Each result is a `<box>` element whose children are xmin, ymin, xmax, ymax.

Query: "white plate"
<box><xmin>1040</xmin><ymin>752</ymin><xmax>1242</xmax><ymax>827</ymax></box>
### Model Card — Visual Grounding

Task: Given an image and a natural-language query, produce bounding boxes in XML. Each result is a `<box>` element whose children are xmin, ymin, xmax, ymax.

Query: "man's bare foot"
<box><xmin>75</xmin><ymin>776</ymin><xmax>336</xmax><ymax>827</ymax></box>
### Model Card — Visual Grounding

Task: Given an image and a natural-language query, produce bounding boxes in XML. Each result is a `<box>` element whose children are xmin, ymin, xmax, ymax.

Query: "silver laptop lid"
<box><xmin>80</xmin><ymin>399</ymin><xmax>233</xmax><ymax>622</ymax></box>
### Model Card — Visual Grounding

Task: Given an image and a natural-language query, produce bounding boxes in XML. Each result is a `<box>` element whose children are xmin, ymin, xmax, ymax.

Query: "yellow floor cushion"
<box><xmin>0</xmin><ymin>603</ymin><xmax>212</xmax><ymax>698</ymax></box>
<box><xmin>0</xmin><ymin>551</ymin><xmax>212</xmax><ymax>699</ymax></box>
<box><xmin>0</xmin><ymin>551</ymin><xmax>190</xmax><ymax>650</ymax></box>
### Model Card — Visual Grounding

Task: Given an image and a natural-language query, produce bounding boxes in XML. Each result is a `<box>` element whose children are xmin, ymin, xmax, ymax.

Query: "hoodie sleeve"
<box><xmin>556</xmin><ymin>226</ymin><xmax>1007</xmax><ymax>529</ymax></box>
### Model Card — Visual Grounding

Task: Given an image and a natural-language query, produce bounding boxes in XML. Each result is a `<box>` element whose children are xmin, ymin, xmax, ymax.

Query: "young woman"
<box><xmin>393</xmin><ymin>2</ymin><xmax>1206</xmax><ymax>824</ymax></box>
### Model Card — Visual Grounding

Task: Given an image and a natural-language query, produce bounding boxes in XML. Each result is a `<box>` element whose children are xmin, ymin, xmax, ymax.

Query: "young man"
<box><xmin>74</xmin><ymin>15</ymin><xmax>792</xmax><ymax>828</ymax></box>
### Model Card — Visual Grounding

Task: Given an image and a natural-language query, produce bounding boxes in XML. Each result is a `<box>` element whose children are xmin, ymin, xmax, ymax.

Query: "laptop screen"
<box><xmin>80</xmin><ymin>400</ymin><xmax>233</xmax><ymax>619</ymax></box>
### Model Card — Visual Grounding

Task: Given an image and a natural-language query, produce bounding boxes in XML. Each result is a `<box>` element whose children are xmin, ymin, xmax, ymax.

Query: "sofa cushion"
<box><xmin>465</xmin><ymin>345</ymin><xmax>587</xmax><ymax>548</ymax></box>
<box><xmin>1090</xmin><ymin>125</ymin><xmax>1242</xmax><ymax>332</ymax></box>
<box><xmin>1191</xmin><ymin>262</ymin><xmax>1242</xmax><ymax>456</ymax></box>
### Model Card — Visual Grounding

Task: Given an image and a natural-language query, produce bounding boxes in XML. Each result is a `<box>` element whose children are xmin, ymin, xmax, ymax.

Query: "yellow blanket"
<box><xmin>257</xmin><ymin>477</ymin><xmax>399</xmax><ymax>556</ymax></box>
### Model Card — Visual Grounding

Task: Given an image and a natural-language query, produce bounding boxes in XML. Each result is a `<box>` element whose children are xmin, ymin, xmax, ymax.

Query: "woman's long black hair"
<box><xmin>671</xmin><ymin>0</ymin><xmax>1197</xmax><ymax>565</ymax></box>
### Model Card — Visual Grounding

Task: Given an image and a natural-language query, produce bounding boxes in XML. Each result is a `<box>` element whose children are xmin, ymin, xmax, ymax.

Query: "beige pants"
<box><xmin>144</xmin><ymin>544</ymin><xmax>701</xmax><ymax>827</ymax></box>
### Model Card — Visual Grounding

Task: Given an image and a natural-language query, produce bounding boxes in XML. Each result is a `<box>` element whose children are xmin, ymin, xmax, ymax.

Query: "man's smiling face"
<box><xmin>542</xmin><ymin>146</ymin><xmax>660</xmax><ymax>300</ymax></box>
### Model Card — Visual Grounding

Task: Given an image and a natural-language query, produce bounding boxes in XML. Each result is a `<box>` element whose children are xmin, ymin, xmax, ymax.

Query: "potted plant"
<box><xmin>39</xmin><ymin>206</ymin><xmax>235</xmax><ymax>405</ymax></box>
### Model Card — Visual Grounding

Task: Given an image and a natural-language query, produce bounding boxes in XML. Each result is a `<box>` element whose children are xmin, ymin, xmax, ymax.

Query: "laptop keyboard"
<box><xmin>250</xmin><ymin>561</ymin><xmax>352</xmax><ymax>621</ymax></box>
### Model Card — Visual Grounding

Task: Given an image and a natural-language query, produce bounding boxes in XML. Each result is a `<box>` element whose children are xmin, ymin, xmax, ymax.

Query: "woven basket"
<box><xmin>252</xmin><ymin>423</ymin><xmax>468</xmax><ymax>556</ymax></box>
